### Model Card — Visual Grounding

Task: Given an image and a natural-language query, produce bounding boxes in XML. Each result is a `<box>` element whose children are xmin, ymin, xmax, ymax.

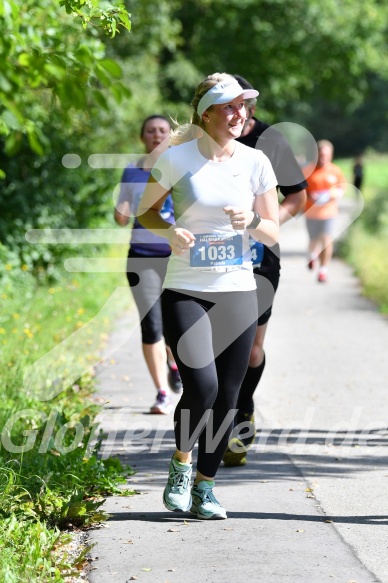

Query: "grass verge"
<box><xmin>0</xmin><ymin>244</ymin><xmax>135</xmax><ymax>581</ymax></box>
<box><xmin>337</xmin><ymin>151</ymin><xmax>388</xmax><ymax>314</ymax></box>
<box><xmin>343</xmin><ymin>225</ymin><xmax>388</xmax><ymax>314</ymax></box>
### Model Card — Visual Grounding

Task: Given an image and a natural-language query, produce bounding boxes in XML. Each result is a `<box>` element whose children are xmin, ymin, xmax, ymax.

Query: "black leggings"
<box><xmin>162</xmin><ymin>288</ymin><xmax>258</xmax><ymax>477</ymax></box>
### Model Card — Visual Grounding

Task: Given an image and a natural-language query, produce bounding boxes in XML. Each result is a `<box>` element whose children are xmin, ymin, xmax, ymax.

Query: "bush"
<box><xmin>345</xmin><ymin>224</ymin><xmax>388</xmax><ymax>313</ymax></box>
<box><xmin>359</xmin><ymin>189</ymin><xmax>388</xmax><ymax>233</ymax></box>
<box><xmin>0</xmin><ymin>130</ymin><xmax>117</xmax><ymax>280</ymax></box>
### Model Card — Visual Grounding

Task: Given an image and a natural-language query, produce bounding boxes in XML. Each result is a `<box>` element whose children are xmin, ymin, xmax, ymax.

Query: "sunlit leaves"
<box><xmin>99</xmin><ymin>58</ymin><xmax>123</xmax><ymax>79</ymax></box>
<box><xmin>0</xmin><ymin>0</ymin><xmax>131</xmax><ymax>170</ymax></box>
<box><xmin>59</xmin><ymin>0</ymin><xmax>131</xmax><ymax>37</ymax></box>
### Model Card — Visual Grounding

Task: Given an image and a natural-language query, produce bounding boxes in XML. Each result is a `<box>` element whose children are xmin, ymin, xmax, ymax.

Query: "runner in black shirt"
<box><xmin>223</xmin><ymin>75</ymin><xmax>308</xmax><ymax>466</ymax></box>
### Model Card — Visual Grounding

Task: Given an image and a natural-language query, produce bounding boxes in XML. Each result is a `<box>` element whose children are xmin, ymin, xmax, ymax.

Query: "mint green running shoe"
<box><xmin>190</xmin><ymin>481</ymin><xmax>227</xmax><ymax>520</ymax></box>
<box><xmin>163</xmin><ymin>457</ymin><xmax>192</xmax><ymax>512</ymax></box>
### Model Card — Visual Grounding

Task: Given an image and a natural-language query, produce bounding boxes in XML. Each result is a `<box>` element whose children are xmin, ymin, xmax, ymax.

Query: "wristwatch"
<box><xmin>247</xmin><ymin>211</ymin><xmax>261</xmax><ymax>229</ymax></box>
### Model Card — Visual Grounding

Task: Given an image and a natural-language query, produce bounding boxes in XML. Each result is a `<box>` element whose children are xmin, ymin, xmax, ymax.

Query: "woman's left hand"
<box><xmin>223</xmin><ymin>206</ymin><xmax>254</xmax><ymax>230</ymax></box>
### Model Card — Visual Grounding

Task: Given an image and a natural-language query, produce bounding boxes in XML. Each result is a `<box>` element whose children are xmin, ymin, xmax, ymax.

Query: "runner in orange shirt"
<box><xmin>303</xmin><ymin>140</ymin><xmax>345</xmax><ymax>282</ymax></box>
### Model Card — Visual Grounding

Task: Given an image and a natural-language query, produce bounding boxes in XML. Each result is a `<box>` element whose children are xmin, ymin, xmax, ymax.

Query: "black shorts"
<box><xmin>254</xmin><ymin>264</ymin><xmax>280</xmax><ymax>326</ymax></box>
<box><xmin>126</xmin><ymin>248</ymin><xmax>170</xmax><ymax>344</ymax></box>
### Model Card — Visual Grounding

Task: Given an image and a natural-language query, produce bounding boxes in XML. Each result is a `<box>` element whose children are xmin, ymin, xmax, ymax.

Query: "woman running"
<box><xmin>138</xmin><ymin>74</ymin><xmax>279</xmax><ymax>519</ymax></box>
<box><xmin>115</xmin><ymin>115</ymin><xmax>182</xmax><ymax>415</ymax></box>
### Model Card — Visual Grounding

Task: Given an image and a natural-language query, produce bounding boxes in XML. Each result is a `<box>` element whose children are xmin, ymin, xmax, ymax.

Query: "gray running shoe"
<box><xmin>190</xmin><ymin>481</ymin><xmax>227</xmax><ymax>520</ymax></box>
<box><xmin>163</xmin><ymin>457</ymin><xmax>192</xmax><ymax>512</ymax></box>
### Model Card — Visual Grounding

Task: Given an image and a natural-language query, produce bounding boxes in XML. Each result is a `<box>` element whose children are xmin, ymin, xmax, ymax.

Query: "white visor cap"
<box><xmin>197</xmin><ymin>79</ymin><xmax>259</xmax><ymax>117</ymax></box>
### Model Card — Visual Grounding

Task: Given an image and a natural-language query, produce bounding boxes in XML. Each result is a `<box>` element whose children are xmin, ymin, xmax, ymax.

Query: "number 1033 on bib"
<box><xmin>190</xmin><ymin>233</ymin><xmax>243</xmax><ymax>272</ymax></box>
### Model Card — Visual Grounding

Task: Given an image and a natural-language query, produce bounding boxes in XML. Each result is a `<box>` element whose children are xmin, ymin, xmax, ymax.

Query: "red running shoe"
<box><xmin>318</xmin><ymin>272</ymin><xmax>327</xmax><ymax>283</ymax></box>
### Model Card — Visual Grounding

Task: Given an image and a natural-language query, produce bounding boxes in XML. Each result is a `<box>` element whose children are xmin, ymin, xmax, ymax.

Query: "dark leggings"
<box><xmin>162</xmin><ymin>288</ymin><xmax>258</xmax><ymax>477</ymax></box>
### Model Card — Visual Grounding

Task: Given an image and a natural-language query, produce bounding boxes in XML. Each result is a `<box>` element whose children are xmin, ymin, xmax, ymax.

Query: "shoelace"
<box><xmin>195</xmin><ymin>486</ymin><xmax>219</xmax><ymax>506</ymax></box>
<box><xmin>169</xmin><ymin>467</ymin><xmax>190</xmax><ymax>491</ymax></box>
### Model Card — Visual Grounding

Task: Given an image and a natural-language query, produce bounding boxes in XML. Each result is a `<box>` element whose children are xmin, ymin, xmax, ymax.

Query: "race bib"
<box><xmin>190</xmin><ymin>233</ymin><xmax>243</xmax><ymax>272</ymax></box>
<box><xmin>249</xmin><ymin>237</ymin><xmax>264</xmax><ymax>266</ymax></box>
<box><xmin>313</xmin><ymin>190</ymin><xmax>331</xmax><ymax>205</ymax></box>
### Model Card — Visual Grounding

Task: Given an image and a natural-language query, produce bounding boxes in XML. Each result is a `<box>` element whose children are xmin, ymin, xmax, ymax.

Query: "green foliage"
<box><xmin>0</xmin><ymin>260</ymin><xmax>134</xmax><ymax>579</ymax></box>
<box><xmin>359</xmin><ymin>189</ymin><xmax>388</xmax><ymax>233</ymax></box>
<box><xmin>0</xmin><ymin>247</ymin><xmax>128</xmax><ymax>394</ymax></box>
<box><xmin>2</xmin><ymin>0</ymin><xmax>388</xmax><ymax>278</ymax></box>
<box><xmin>0</xmin><ymin>0</ymin><xmax>131</xmax><ymax>171</ymax></box>
<box><xmin>0</xmin><ymin>442</ymin><xmax>134</xmax><ymax>527</ymax></box>
<box><xmin>60</xmin><ymin>0</ymin><xmax>131</xmax><ymax>37</ymax></box>
<box><xmin>340</xmin><ymin>153</ymin><xmax>388</xmax><ymax>313</ymax></box>
<box><xmin>362</xmin><ymin>151</ymin><xmax>388</xmax><ymax>194</ymax></box>
<box><xmin>0</xmin><ymin>0</ymin><xmax>133</xmax><ymax>272</ymax></box>
<box><xmin>288</xmin><ymin>74</ymin><xmax>388</xmax><ymax>157</ymax></box>
<box><xmin>0</xmin><ymin>129</ymin><xmax>117</xmax><ymax>279</ymax></box>
<box><xmin>0</xmin><ymin>514</ymin><xmax>97</xmax><ymax>581</ymax></box>
<box><xmin>0</xmin><ymin>516</ymin><xmax>64</xmax><ymax>582</ymax></box>
<box><xmin>0</xmin><ymin>242</ymin><xmax>37</xmax><ymax>289</ymax></box>
<box><xmin>345</xmin><ymin>225</ymin><xmax>388</xmax><ymax>313</ymax></box>
<box><xmin>106</xmin><ymin>0</ymin><xmax>180</xmax><ymax>57</ymax></box>
<box><xmin>162</xmin><ymin>0</ymin><xmax>388</xmax><ymax>119</ymax></box>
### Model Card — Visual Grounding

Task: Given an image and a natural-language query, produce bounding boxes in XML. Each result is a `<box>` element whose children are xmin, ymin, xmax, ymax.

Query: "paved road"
<box><xmin>87</xmin><ymin>202</ymin><xmax>388</xmax><ymax>583</ymax></box>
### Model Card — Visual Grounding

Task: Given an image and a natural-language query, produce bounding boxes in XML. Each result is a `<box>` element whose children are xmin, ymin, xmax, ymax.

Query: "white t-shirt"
<box><xmin>152</xmin><ymin>139</ymin><xmax>277</xmax><ymax>292</ymax></box>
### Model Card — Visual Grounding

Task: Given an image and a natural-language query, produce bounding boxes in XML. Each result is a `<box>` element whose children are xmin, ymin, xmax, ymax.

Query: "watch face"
<box><xmin>250</xmin><ymin>212</ymin><xmax>261</xmax><ymax>228</ymax></box>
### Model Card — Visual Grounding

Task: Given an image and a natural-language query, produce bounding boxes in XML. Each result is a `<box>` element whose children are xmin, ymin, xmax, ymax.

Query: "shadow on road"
<box><xmin>105</xmin><ymin>509</ymin><xmax>388</xmax><ymax>526</ymax></box>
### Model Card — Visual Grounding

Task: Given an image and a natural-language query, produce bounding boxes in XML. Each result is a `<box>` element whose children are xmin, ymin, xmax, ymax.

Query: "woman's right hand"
<box><xmin>168</xmin><ymin>227</ymin><xmax>196</xmax><ymax>255</ymax></box>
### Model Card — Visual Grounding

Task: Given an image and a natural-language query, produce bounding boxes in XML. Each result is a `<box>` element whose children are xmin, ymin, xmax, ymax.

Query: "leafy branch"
<box><xmin>59</xmin><ymin>0</ymin><xmax>131</xmax><ymax>37</ymax></box>
<box><xmin>0</xmin><ymin>0</ymin><xmax>131</xmax><ymax>174</ymax></box>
